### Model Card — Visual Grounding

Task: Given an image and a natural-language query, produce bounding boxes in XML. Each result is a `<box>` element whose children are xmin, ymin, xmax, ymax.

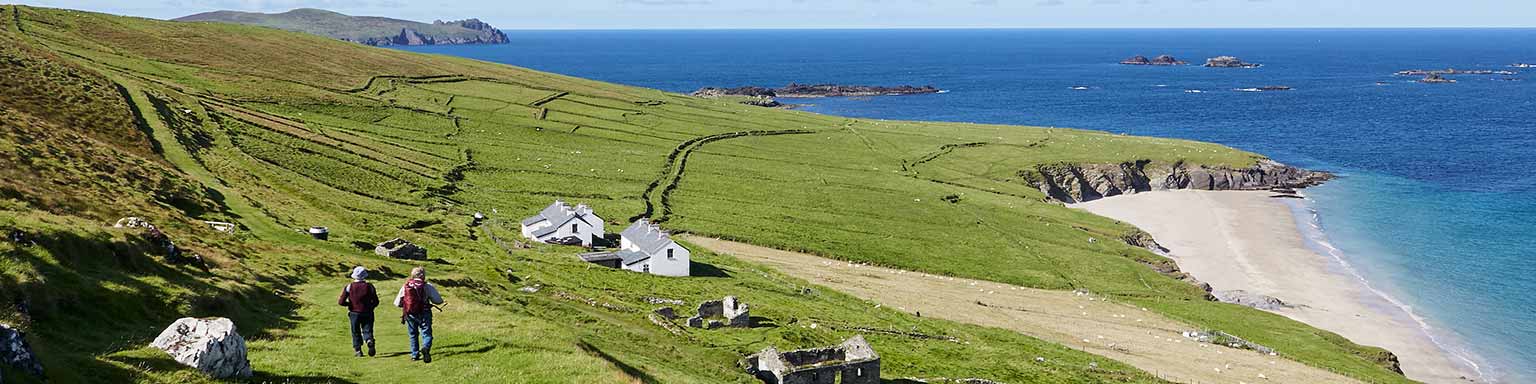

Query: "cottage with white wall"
<box><xmin>612</xmin><ymin>219</ymin><xmax>690</xmax><ymax>277</ymax></box>
<box><xmin>520</xmin><ymin>200</ymin><xmax>604</xmax><ymax>247</ymax></box>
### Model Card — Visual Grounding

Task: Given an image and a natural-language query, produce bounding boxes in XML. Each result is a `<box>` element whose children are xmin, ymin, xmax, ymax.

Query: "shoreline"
<box><xmin>1074</xmin><ymin>190</ymin><xmax>1481</xmax><ymax>384</ymax></box>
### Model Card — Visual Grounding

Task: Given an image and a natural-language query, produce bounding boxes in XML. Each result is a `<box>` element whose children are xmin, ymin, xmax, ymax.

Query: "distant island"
<box><xmin>1121</xmin><ymin>55</ymin><xmax>1188</xmax><ymax>66</ymax></box>
<box><xmin>1204</xmin><ymin>56</ymin><xmax>1262</xmax><ymax>68</ymax></box>
<box><xmin>1418</xmin><ymin>73</ymin><xmax>1456</xmax><ymax>84</ymax></box>
<box><xmin>693</xmin><ymin>83</ymin><xmax>942</xmax><ymax>99</ymax></box>
<box><xmin>1235</xmin><ymin>86</ymin><xmax>1294</xmax><ymax>92</ymax></box>
<box><xmin>1396</xmin><ymin>68</ymin><xmax>1518</xmax><ymax>76</ymax></box>
<box><xmin>174</xmin><ymin>8</ymin><xmax>508</xmax><ymax>46</ymax></box>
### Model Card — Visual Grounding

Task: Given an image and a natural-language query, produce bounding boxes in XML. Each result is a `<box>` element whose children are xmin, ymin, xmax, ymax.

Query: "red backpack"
<box><xmin>401</xmin><ymin>279</ymin><xmax>429</xmax><ymax>316</ymax></box>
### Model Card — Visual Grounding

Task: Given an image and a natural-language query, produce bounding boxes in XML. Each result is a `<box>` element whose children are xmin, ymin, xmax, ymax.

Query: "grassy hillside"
<box><xmin>174</xmin><ymin>8</ymin><xmax>506</xmax><ymax>46</ymax></box>
<box><xmin>1</xmin><ymin>5</ymin><xmax>1409</xmax><ymax>384</ymax></box>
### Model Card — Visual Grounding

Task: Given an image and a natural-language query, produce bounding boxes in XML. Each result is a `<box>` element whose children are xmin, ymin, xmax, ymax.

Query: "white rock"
<box><xmin>150</xmin><ymin>317</ymin><xmax>252</xmax><ymax>378</ymax></box>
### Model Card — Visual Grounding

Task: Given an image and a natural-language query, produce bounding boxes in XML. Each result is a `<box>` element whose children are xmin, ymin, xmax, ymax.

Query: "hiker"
<box><xmin>338</xmin><ymin>266</ymin><xmax>380</xmax><ymax>357</ymax></box>
<box><xmin>394</xmin><ymin>266</ymin><xmax>445</xmax><ymax>363</ymax></box>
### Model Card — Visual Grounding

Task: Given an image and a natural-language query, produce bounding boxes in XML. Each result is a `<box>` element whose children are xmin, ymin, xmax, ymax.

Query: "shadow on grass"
<box><xmin>108</xmin><ymin>354</ymin><xmax>360</xmax><ymax>384</ymax></box>
<box><xmin>689</xmin><ymin>261</ymin><xmax>731</xmax><ymax>278</ymax></box>
<box><xmin>749</xmin><ymin>316</ymin><xmax>779</xmax><ymax>329</ymax></box>
<box><xmin>577</xmin><ymin>339</ymin><xmax>659</xmax><ymax>384</ymax></box>
<box><xmin>7</xmin><ymin>226</ymin><xmax>306</xmax><ymax>383</ymax></box>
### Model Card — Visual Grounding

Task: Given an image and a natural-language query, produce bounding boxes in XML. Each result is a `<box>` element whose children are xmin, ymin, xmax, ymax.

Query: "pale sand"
<box><xmin>684</xmin><ymin>235</ymin><xmax>1361</xmax><ymax>384</ymax></box>
<box><xmin>1074</xmin><ymin>190</ymin><xmax>1478</xmax><ymax>383</ymax></box>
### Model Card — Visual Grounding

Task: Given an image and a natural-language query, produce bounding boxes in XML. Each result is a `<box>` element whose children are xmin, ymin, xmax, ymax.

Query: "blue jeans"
<box><xmin>405</xmin><ymin>312</ymin><xmax>433</xmax><ymax>358</ymax></box>
<box><xmin>348</xmin><ymin>312</ymin><xmax>374</xmax><ymax>351</ymax></box>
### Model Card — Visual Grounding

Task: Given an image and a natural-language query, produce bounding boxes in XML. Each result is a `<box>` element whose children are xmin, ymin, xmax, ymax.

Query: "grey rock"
<box><xmin>1212</xmin><ymin>290</ymin><xmax>1294</xmax><ymax>310</ymax></box>
<box><xmin>0</xmin><ymin>324</ymin><xmax>44</xmax><ymax>380</ymax></box>
<box><xmin>150</xmin><ymin>317</ymin><xmax>253</xmax><ymax>378</ymax></box>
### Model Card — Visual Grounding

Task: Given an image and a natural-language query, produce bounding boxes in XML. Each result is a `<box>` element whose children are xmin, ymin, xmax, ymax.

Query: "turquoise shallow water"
<box><xmin>398</xmin><ymin>29</ymin><xmax>1536</xmax><ymax>381</ymax></box>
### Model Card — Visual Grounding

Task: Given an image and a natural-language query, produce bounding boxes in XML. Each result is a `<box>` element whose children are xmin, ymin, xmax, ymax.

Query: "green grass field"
<box><xmin>0</xmin><ymin>5</ymin><xmax>1411</xmax><ymax>383</ymax></box>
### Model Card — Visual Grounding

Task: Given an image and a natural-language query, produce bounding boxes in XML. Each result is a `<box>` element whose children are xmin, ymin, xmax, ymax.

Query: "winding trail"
<box><xmin>682</xmin><ymin>235</ymin><xmax>1361</xmax><ymax>384</ymax></box>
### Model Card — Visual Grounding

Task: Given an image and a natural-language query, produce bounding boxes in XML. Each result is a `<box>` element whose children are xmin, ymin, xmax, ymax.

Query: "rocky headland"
<box><xmin>1120</xmin><ymin>55</ymin><xmax>1188</xmax><ymax>66</ymax></box>
<box><xmin>175</xmin><ymin>9</ymin><xmax>509</xmax><ymax>46</ymax></box>
<box><xmin>1025</xmin><ymin>159</ymin><xmax>1331</xmax><ymax>204</ymax></box>
<box><xmin>1417</xmin><ymin>73</ymin><xmax>1457</xmax><ymax>84</ymax></box>
<box><xmin>1204</xmin><ymin>56</ymin><xmax>1263</xmax><ymax>68</ymax></box>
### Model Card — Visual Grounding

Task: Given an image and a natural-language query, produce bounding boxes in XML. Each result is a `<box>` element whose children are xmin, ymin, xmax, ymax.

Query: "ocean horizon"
<box><xmin>398</xmin><ymin>28</ymin><xmax>1535</xmax><ymax>382</ymax></box>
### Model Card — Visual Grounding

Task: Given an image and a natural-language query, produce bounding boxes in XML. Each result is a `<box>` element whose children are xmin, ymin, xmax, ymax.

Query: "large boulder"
<box><xmin>0</xmin><ymin>324</ymin><xmax>44</xmax><ymax>380</ymax></box>
<box><xmin>375</xmin><ymin>238</ymin><xmax>427</xmax><ymax>260</ymax></box>
<box><xmin>150</xmin><ymin>318</ymin><xmax>253</xmax><ymax>378</ymax></box>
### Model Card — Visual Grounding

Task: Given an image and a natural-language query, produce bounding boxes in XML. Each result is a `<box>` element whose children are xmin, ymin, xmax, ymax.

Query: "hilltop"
<box><xmin>1</xmin><ymin>5</ymin><xmax>1410</xmax><ymax>384</ymax></box>
<box><xmin>174</xmin><ymin>8</ymin><xmax>508</xmax><ymax>46</ymax></box>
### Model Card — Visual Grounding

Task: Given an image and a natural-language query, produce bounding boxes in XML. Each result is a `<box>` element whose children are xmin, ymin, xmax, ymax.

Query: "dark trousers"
<box><xmin>349</xmin><ymin>311</ymin><xmax>375</xmax><ymax>351</ymax></box>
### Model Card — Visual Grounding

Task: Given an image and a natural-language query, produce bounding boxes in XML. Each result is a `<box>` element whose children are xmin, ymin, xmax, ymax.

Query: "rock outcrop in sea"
<box><xmin>1121</xmin><ymin>55</ymin><xmax>1188</xmax><ymax>65</ymax></box>
<box><xmin>1204</xmin><ymin>56</ymin><xmax>1263</xmax><ymax>68</ymax></box>
<box><xmin>1027</xmin><ymin>159</ymin><xmax>1331</xmax><ymax>204</ymax></box>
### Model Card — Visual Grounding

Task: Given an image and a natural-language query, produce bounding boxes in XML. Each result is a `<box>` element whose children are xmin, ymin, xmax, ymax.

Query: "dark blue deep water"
<box><xmin>399</xmin><ymin>29</ymin><xmax>1536</xmax><ymax>381</ymax></box>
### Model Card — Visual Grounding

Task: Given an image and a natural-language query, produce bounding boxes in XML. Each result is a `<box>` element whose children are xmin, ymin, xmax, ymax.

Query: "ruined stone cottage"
<box><xmin>746</xmin><ymin>335</ymin><xmax>880</xmax><ymax>384</ymax></box>
<box><xmin>687</xmin><ymin>296</ymin><xmax>749</xmax><ymax>328</ymax></box>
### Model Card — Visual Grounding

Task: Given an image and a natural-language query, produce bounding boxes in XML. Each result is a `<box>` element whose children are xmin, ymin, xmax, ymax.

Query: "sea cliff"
<box><xmin>1026</xmin><ymin>160</ymin><xmax>1331</xmax><ymax>203</ymax></box>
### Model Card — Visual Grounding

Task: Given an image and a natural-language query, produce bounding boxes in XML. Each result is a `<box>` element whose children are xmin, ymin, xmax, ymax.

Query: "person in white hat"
<box><xmin>337</xmin><ymin>266</ymin><xmax>379</xmax><ymax>357</ymax></box>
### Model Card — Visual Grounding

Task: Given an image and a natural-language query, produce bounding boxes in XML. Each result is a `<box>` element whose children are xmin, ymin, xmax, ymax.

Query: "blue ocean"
<box><xmin>399</xmin><ymin>29</ymin><xmax>1536</xmax><ymax>381</ymax></box>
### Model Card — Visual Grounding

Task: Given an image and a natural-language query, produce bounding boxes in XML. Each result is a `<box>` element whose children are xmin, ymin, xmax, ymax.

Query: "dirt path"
<box><xmin>683</xmin><ymin>235</ymin><xmax>1360</xmax><ymax>384</ymax></box>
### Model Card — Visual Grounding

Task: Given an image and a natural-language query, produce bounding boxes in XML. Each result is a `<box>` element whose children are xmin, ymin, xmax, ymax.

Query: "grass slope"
<box><xmin>0</xmin><ymin>5</ymin><xmax>1410</xmax><ymax>384</ymax></box>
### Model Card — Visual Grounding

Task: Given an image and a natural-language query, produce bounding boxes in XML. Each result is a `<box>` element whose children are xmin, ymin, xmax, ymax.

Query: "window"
<box><xmin>667</xmin><ymin>248</ymin><xmax>675</xmax><ymax>260</ymax></box>
<box><xmin>571</xmin><ymin>223</ymin><xmax>578</xmax><ymax>233</ymax></box>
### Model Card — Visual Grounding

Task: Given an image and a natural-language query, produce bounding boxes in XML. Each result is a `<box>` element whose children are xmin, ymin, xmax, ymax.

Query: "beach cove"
<box><xmin>1076</xmin><ymin>190</ymin><xmax>1480</xmax><ymax>383</ymax></box>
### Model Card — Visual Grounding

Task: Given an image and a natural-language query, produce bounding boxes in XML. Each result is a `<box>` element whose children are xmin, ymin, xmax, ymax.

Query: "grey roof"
<box><xmin>522</xmin><ymin>200</ymin><xmax>598</xmax><ymax>230</ymax></box>
<box><xmin>620</xmin><ymin>219</ymin><xmax>675</xmax><ymax>255</ymax></box>
<box><xmin>618</xmin><ymin>250</ymin><xmax>650</xmax><ymax>266</ymax></box>
<box><xmin>530</xmin><ymin>224</ymin><xmax>560</xmax><ymax>238</ymax></box>
<box><xmin>579</xmin><ymin>252</ymin><xmax>622</xmax><ymax>262</ymax></box>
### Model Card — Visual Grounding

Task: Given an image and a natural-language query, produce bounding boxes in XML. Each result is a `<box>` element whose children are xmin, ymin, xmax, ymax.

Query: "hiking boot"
<box><xmin>422</xmin><ymin>348</ymin><xmax>431</xmax><ymax>364</ymax></box>
<box><xmin>366</xmin><ymin>340</ymin><xmax>376</xmax><ymax>357</ymax></box>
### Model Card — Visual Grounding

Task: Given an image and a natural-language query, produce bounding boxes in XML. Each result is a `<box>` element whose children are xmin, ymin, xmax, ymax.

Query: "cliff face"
<box><xmin>175</xmin><ymin>10</ymin><xmax>509</xmax><ymax>47</ymax></box>
<box><xmin>1026</xmin><ymin>159</ymin><xmax>1331</xmax><ymax>203</ymax></box>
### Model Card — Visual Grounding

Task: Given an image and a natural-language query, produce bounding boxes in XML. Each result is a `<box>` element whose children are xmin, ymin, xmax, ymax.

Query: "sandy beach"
<box><xmin>1074</xmin><ymin>190</ymin><xmax>1478</xmax><ymax>384</ymax></box>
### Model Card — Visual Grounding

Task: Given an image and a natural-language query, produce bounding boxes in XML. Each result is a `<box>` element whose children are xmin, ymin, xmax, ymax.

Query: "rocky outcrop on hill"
<box><xmin>1027</xmin><ymin>159</ymin><xmax>1331</xmax><ymax>204</ymax></box>
<box><xmin>1</xmin><ymin>324</ymin><xmax>44</xmax><ymax>380</ymax></box>
<box><xmin>151</xmin><ymin>318</ymin><xmax>253</xmax><ymax>379</ymax></box>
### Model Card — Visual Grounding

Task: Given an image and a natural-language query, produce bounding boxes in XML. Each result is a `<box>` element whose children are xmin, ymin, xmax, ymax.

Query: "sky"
<box><xmin>11</xmin><ymin>0</ymin><xmax>1534</xmax><ymax>29</ymax></box>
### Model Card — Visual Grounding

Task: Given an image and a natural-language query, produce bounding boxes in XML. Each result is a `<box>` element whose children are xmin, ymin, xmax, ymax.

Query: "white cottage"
<box><xmin>520</xmin><ymin>200</ymin><xmax>604</xmax><ymax>247</ymax></box>
<box><xmin>614</xmin><ymin>219</ymin><xmax>690</xmax><ymax>277</ymax></box>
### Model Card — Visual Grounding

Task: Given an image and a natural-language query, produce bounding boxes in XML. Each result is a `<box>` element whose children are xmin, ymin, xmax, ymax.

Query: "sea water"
<box><xmin>398</xmin><ymin>28</ymin><xmax>1536</xmax><ymax>381</ymax></box>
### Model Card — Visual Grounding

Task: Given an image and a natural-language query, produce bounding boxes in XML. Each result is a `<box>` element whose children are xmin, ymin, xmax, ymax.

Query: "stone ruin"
<box><xmin>746</xmin><ymin>335</ymin><xmax>880</xmax><ymax>384</ymax></box>
<box><xmin>1</xmin><ymin>323</ymin><xmax>44</xmax><ymax>380</ymax></box>
<box><xmin>686</xmin><ymin>296</ymin><xmax>749</xmax><ymax>329</ymax></box>
<box><xmin>375</xmin><ymin>238</ymin><xmax>427</xmax><ymax>260</ymax></box>
<box><xmin>150</xmin><ymin>317</ymin><xmax>252</xmax><ymax>379</ymax></box>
